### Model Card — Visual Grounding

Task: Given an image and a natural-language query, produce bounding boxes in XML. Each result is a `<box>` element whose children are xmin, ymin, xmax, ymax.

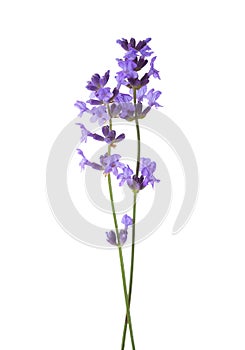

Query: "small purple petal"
<box><xmin>91</xmin><ymin>73</ymin><xmax>100</xmax><ymax>87</ymax></box>
<box><xmin>102</xmin><ymin>125</ymin><xmax>110</xmax><ymax>137</ymax></box>
<box><xmin>100</xmin><ymin>70</ymin><xmax>110</xmax><ymax>87</ymax></box>
<box><xmin>91</xmin><ymin>162</ymin><xmax>103</xmax><ymax>170</ymax></box>
<box><xmin>86</xmin><ymin>99</ymin><xmax>103</xmax><ymax>106</ymax></box>
<box><xmin>115</xmin><ymin>133</ymin><xmax>125</xmax><ymax>142</ymax></box>
<box><xmin>92</xmin><ymin>134</ymin><xmax>104</xmax><ymax>141</ymax></box>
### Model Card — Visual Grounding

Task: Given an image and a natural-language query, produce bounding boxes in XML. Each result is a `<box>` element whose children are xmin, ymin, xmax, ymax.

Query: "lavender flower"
<box><xmin>134</xmin><ymin>56</ymin><xmax>148</xmax><ymax>71</ymax></box>
<box><xmin>117</xmin><ymin>166</ymin><xmax>134</xmax><ymax>186</ymax></box>
<box><xmin>106</xmin><ymin>214</ymin><xmax>133</xmax><ymax>246</ymax></box>
<box><xmin>128</xmin><ymin>73</ymin><xmax>149</xmax><ymax>89</ymax></box>
<box><xmin>146</xmin><ymin>89</ymin><xmax>162</xmax><ymax>108</ymax></box>
<box><xmin>77</xmin><ymin>149</ymin><xmax>128</xmax><ymax>175</ymax></box>
<box><xmin>135</xmin><ymin>103</ymin><xmax>151</xmax><ymax>120</ymax></box>
<box><xmin>136</xmin><ymin>86</ymin><xmax>147</xmax><ymax>102</ymax></box>
<box><xmin>74</xmin><ymin>101</ymin><xmax>89</xmax><ymax>117</ymax></box>
<box><xmin>101</xmin><ymin>125</ymin><xmax>125</xmax><ymax>144</ymax></box>
<box><xmin>90</xmin><ymin>106</ymin><xmax>109</xmax><ymax>125</ymax></box>
<box><xmin>127</xmin><ymin>175</ymin><xmax>149</xmax><ymax>191</ymax></box>
<box><xmin>86</xmin><ymin>71</ymin><xmax>110</xmax><ymax>91</ymax></box>
<box><xmin>140</xmin><ymin>158</ymin><xmax>156</xmax><ymax>172</ymax></box>
<box><xmin>149</xmin><ymin>56</ymin><xmax>160</xmax><ymax>79</ymax></box>
<box><xmin>117</xmin><ymin>60</ymin><xmax>138</xmax><ymax>79</ymax></box>
<box><xmin>117</xmin><ymin>38</ymin><xmax>153</xmax><ymax>59</ymax></box>
<box><xmin>74</xmin><ymin>39</ymin><xmax>163</xmax><ymax>346</ymax></box>
<box><xmin>117</xmin><ymin>157</ymin><xmax>160</xmax><ymax>191</ymax></box>
<box><xmin>140</xmin><ymin>157</ymin><xmax>160</xmax><ymax>188</ymax></box>
<box><xmin>119</xmin><ymin>103</ymin><xmax>135</xmax><ymax>120</ymax></box>
<box><xmin>77</xmin><ymin>149</ymin><xmax>103</xmax><ymax>171</ymax></box>
<box><xmin>77</xmin><ymin>149</ymin><xmax>89</xmax><ymax>170</ymax></box>
<box><xmin>100</xmin><ymin>153</ymin><xmax>124</xmax><ymax>176</ymax></box>
<box><xmin>114</xmin><ymin>93</ymin><xmax>132</xmax><ymax>103</ymax></box>
<box><xmin>76</xmin><ymin>123</ymin><xmax>93</xmax><ymax>142</ymax></box>
<box><xmin>121</xmin><ymin>214</ymin><xmax>133</xmax><ymax>229</ymax></box>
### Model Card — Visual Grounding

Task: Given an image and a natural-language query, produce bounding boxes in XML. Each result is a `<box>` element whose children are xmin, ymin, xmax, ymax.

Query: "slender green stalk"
<box><xmin>107</xmin><ymin>174</ymin><xmax>136</xmax><ymax>350</ymax></box>
<box><xmin>107</xmin><ymin>110</ymin><xmax>136</xmax><ymax>349</ymax></box>
<box><xmin>121</xmin><ymin>88</ymin><xmax>141</xmax><ymax>349</ymax></box>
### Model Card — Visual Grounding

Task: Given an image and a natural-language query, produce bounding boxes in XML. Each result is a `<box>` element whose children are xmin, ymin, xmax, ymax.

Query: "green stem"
<box><xmin>107</xmin><ymin>174</ymin><xmax>135</xmax><ymax>350</ymax></box>
<box><xmin>121</xmin><ymin>88</ymin><xmax>140</xmax><ymax>350</ymax></box>
<box><xmin>107</xmin><ymin>109</ymin><xmax>136</xmax><ymax>349</ymax></box>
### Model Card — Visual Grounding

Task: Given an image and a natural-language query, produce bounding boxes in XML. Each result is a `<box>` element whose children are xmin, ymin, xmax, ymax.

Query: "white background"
<box><xmin>1</xmin><ymin>0</ymin><xmax>245</xmax><ymax>349</ymax></box>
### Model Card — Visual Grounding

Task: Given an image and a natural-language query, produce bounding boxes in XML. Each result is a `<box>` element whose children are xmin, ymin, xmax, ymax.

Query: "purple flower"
<box><xmin>149</xmin><ymin>56</ymin><xmax>160</xmax><ymax>79</ymax></box>
<box><xmin>76</xmin><ymin>123</ymin><xmax>93</xmax><ymax>143</ymax></box>
<box><xmin>74</xmin><ymin>101</ymin><xmax>89</xmax><ymax>117</ymax></box>
<box><xmin>140</xmin><ymin>158</ymin><xmax>156</xmax><ymax>173</ymax></box>
<box><xmin>101</xmin><ymin>125</ymin><xmax>125</xmax><ymax>144</ymax></box>
<box><xmin>140</xmin><ymin>157</ymin><xmax>160</xmax><ymax>188</ymax></box>
<box><xmin>77</xmin><ymin>149</ymin><xmax>103</xmax><ymax>171</ymax></box>
<box><xmin>90</xmin><ymin>106</ymin><xmax>109</xmax><ymax>125</ymax></box>
<box><xmin>106</xmin><ymin>229</ymin><xmax>128</xmax><ymax>246</ymax></box>
<box><xmin>134</xmin><ymin>56</ymin><xmax>148</xmax><ymax>71</ymax></box>
<box><xmin>86</xmin><ymin>71</ymin><xmax>110</xmax><ymax>91</ymax></box>
<box><xmin>106</xmin><ymin>214</ymin><xmax>132</xmax><ymax>246</ymax></box>
<box><xmin>106</xmin><ymin>231</ymin><xmax>117</xmax><ymax>245</ymax></box>
<box><xmin>127</xmin><ymin>175</ymin><xmax>149</xmax><ymax>191</ymax></box>
<box><xmin>117</xmin><ymin>59</ymin><xmax>138</xmax><ymax>79</ymax></box>
<box><xmin>121</xmin><ymin>157</ymin><xmax>160</xmax><ymax>191</ymax></box>
<box><xmin>114</xmin><ymin>93</ymin><xmax>132</xmax><ymax>103</ymax></box>
<box><xmin>116</xmin><ymin>60</ymin><xmax>138</xmax><ymax>87</ymax></box>
<box><xmin>117</xmin><ymin>165</ymin><xmax>134</xmax><ymax>186</ymax></box>
<box><xmin>135</xmin><ymin>103</ymin><xmax>151</xmax><ymax>119</ymax></box>
<box><xmin>96</xmin><ymin>87</ymin><xmax>113</xmax><ymax>102</ymax></box>
<box><xmin>121</xmin><ymin>214</ymin><xmax>133</xmax><ymax>229</ymax></box>
<box><xmin>117</xmin><ymin>38</ymin><xmax>153</xmax><ymax>59</ymax></box>
<box><xmin>119</xmin><ymin>103</ymin><xmax>135</xmax><ymax>120</ymax></box>
<box><xmin>77</xmin><ymin>149</ymin><xmax>89</xmax><ymax>170</ymax></box>
<box><xmin>146</xmin><ymin>89</ymin><xmax>162</xmax><ymax>107</ymax></box>
<box><xmin>128</xmin><ymin>73</ymin><xmax>149</xmax><ymax>89</ymax></box>
<box><xmin>136</xmin><ymin>86</ymin><xmax>147</xmax><ymax>102</ymax></box>
<box><xmin>110</xmin><ymin>103</ymin><xmax>122</xmax><ymax>117</ymax></box>
<box><xmin>100</xmin><ymin>153</ymin><xmax>124</xmax><ymax>176</ymax></box>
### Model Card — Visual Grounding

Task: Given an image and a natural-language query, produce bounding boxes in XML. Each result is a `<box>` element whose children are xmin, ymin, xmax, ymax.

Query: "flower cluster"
<box><xmin>75</xmin><ymin>38</ymin><xmax>162</xmax><ymax>123</ymax></box>
<box><xmin>75</xmin><ymin>38</ymin><xmax>161</xmax><ymax>245</ymax></box>
<box><xmin>117</xmin><ymin>158</ymin><xmax>160</xmax><ymax>191</ymax></box>
<box><xmin>106</xmin><ymin>214</ymin><xmax>133</xmax><ymax>246</ymax></box>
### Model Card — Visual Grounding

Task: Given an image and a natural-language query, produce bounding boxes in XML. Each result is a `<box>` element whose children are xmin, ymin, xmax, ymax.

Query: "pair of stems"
<box><xmin>107</xmin><ymin>89</ymin><xmax>140</xmax><ymax>349</ymax></box>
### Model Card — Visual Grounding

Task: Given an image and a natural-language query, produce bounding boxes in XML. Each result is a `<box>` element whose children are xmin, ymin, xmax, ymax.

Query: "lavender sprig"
<box><xmin>75</xmin><ymin>37</ymin><xmax>162</xmax><ymax>350</ymax></box>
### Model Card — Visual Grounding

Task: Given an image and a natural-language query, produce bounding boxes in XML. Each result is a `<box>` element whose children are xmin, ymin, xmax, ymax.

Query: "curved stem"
<box><xmin>107</xmin><ymin>111</ymin><xmax>136</xmax><ymax>349</ymax></box>
<box><xmin>121</xmin><ymin>88</ymin><xmax>141</xmax><ymax>349</ymax></box>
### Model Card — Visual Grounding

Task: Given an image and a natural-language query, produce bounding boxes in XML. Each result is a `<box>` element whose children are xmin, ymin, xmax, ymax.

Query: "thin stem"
<box><xmin>107</xmin><ymin>174</ymin><xmax>136</xmax><ymax>350</ymax></box>
<box><xmin>121</xmin><ymin>88</ymin><xmax>140</xmax><ymax>350</ymax></box>
<box><xmin>107</xmin><ymin>109</ymin><xmax>136</xmax><ymax>349</ymax></box>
